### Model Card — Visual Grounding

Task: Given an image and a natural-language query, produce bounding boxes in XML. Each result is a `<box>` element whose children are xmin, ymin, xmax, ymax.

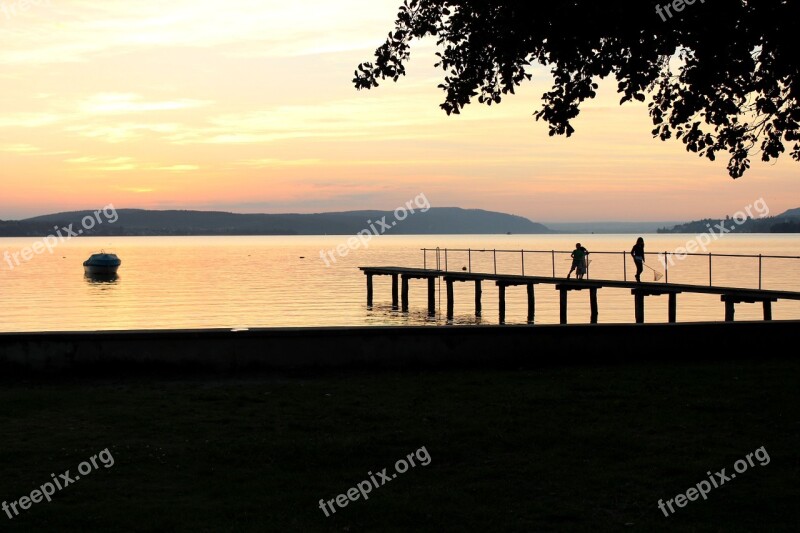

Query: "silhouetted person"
<box><xmin>631</xmin><ymin>237</ymin><xmax>645</xmax><ymax>282</ymax></box>
<box><xmin>567</xmin><ymin>243</ymin><xmax>589</xmax><ymax>279</ymax></box>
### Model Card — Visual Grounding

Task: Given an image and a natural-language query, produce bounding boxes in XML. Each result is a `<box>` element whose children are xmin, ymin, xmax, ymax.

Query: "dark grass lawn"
<box><xmin>0</xmin><ymin>357</ymin><xmax>798</xmax><ymax>532</ymax></box>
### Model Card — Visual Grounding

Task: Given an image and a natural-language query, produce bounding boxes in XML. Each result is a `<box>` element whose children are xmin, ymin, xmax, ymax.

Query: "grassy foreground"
<box><xmin>0</xmin><ymin>358</ymin><xmax>797</xmax><ymax>532</ymax></box>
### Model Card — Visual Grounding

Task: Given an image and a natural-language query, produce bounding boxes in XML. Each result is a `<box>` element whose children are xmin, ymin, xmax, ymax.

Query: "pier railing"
<box><xmin>421</xmin><ymin>248</ymin><xmax>800</xmax><ymax>290</ymax></box>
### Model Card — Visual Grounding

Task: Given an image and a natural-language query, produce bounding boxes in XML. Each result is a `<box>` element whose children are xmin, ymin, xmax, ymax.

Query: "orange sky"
<box><xmin>1</xmin><ymin>0</ymin><xmax>798</xmax><ymax>222</ymax></box>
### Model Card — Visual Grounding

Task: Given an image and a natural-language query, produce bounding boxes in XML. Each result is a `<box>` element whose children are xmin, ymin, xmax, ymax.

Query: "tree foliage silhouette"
<box><xmin>354</xmin><ymin>0</ymin><xmax>799</xmax><ymax>178</ymax></box>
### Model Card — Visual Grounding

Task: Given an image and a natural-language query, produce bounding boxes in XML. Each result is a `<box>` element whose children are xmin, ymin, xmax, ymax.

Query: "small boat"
<box><xmin>83</xmin><ymin>252</ymin><xmax>121</xmax><ymax>275</ymax></box>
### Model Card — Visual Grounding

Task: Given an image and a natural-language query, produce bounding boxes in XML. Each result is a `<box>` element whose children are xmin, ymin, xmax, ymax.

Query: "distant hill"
<box><xmin>0</xmin><ymin>208</ymin><xmax>552</xmax><ymax>236</ymax></box>
<box><xmin>778</xmin><ymin>208</ymin><xmax>800</xmax><ymax>219</ymax></box>
<box><xmin>659</xmin><ymin>213</ymin><xmax>800</xmax><ymax>234</ymax></box>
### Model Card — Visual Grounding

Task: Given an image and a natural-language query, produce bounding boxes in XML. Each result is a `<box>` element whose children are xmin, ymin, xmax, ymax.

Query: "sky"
<box><xmin>1</xmin><ymin>0</ymin><xmax>798</xmax><ymax>222</ymax></box>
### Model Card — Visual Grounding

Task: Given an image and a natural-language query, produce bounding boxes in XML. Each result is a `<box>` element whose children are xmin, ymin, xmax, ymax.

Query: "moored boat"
<box><xmin>83</xmin><ymin>252</ymin><xmax>121</xmax><ymax>275</ymax></box>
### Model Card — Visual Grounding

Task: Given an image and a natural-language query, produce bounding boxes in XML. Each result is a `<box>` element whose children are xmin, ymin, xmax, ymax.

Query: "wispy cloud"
<box><xmin>64</xmin><ymin>122</ymin><xmax>184</xmax><ymax>143</ymax></box>
<box><xmin>153</xmin><ymin>164</ymin><xmax>199</xmax><ymax>171</ymax></box>
<box><xmin>0</xmin><ymin>143</ymin><xmax>40</xmax><ymax>153</ymax></box>
<box><xmin>66</xmin><ymin>155</ymin><xmax>135</xmax><ymax>170</ymax></box>
<box><xmin>236</xmin><ymin>158</ymin><xmax>321</xmax><ymax>167</ymax></box>
<box><xmin>0</xmin><ymin>1</ymin><xmax>400</xmax><ymax>65</ymax></box>
<box><xmin>79</xmin><ymin>93</ymin><xmax>211</xmax><ymax>114</ymax></box>
<box><xmin>0</xmin><ymin>113</ymin><xmax>61</xmax><ymax>128</ymax></box>
<box><xmin>65</xmin><ymin>156</ymin><xmax>201</xmax><ymax>173</ymax></box>
<box><xmin>118</xmin><ymin>187</ymin><xmax>155</xmax><ymax>193</ymax></box>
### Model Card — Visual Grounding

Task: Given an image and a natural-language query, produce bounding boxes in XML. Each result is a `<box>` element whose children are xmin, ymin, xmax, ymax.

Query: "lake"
<box><xmin>1</xmin><ymin>234</ymin><xmax>799</xmax><ymax>332</ymax></box>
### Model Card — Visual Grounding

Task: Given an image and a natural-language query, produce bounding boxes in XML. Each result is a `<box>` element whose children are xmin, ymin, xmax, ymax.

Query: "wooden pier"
<box><xmin>359</xmin><ymin>267</ymin><xmax>800</xmax><ymax>324</ymax></box>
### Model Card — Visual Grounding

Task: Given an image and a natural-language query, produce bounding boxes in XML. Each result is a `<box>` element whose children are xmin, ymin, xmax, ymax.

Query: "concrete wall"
<box><xmin>0</xmin><ymin>321</ymin><xmax>795</xmax><ymax>375</ymax></box>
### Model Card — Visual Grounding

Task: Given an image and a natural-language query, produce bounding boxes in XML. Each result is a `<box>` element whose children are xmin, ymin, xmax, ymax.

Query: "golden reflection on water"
<box><xmin>0</xmin><ymin>234</ymin><xmax>798</xmax><ymax>332</ymax></box>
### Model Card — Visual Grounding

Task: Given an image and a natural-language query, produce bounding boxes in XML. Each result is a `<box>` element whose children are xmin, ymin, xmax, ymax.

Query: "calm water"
<box><xmin>1</xmin><ymin>234</ymin><xmax>799</xmax><ymax>332</ymax></box>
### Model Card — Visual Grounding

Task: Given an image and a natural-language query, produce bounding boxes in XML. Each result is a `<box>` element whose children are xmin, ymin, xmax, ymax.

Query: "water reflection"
<box><xmin>84</xmin><ymin>272</ymin><xmax>120</xmax><ymax>285</ymax></box>
<box><xmin>0</xmin><ymin>235</ymin><xmax>797</xmax><ymax>332</ymax></box>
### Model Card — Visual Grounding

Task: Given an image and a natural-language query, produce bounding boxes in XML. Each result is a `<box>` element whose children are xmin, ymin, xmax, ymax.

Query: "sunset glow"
<box><xmin>1</xmin><ymin>0</ymin><xmax>798</xmax><ymax>221</ymax></box>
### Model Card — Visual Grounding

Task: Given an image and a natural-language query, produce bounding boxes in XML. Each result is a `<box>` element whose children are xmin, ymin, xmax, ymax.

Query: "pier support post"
<box><xmin>634</xmin><ymin>292</ymin><xmax>645</xmax><ymax>324</ymax></box>
<box><xmin>763</xmin><ymin>300</ymin><xmax>773</xmax><ymax>321</ymax></box>
<box><xmin>559</xmin><ymin>289</ymin><xmax>568</xmax><ymax>325</ymax></box>
<box><xmin>446</xmin><ymin>279</ymin><xmax>454</xmax><ymax>320</ymax></box>
<box><xmin>475</xmin><ymin>280</ymin><xmax>482</xmax><ymax>318</ymax></box>
<box><xmin>527</xmin><ymin>283</ymin><xmax>535</xmax><ymax>324</ymax></box>
<box><xmin>401</xmin><ymin>276</ymin><xmax>409</xmax><ymax>312</ymax></box>
<box><xmin>668</xmin><ymin>293</ymin><xmax>677</xmax><ymax>323</ymax></box>
<box><xmin>367</xmin><ymin>274</ymin><xmax>373</xmax><ymax>307</ymax></box>
<box><xmin>590</xmin><ymin>288</ymin><xmax>598</xmax><ymax>324</ymax></box>
<box><xmin>724</xmin><ymin>298</ymin><xmax>735</xmax><ymax>322</ymax></box>
<box><xmin>428</xmin><ymin>277</ymin><xmax>436</xmax><ymax>317</ymax></box>
<box><xmin>499</xmin><ymin>284</ymin><xmax>506</xmax><ymax>324</ymax></box>
<box><xmin>391</xmin><ymin>274</ymin><xmax>399</xmax><ymax>310</ymax></box>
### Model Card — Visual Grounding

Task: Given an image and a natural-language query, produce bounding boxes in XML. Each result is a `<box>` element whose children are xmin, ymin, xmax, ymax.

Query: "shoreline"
<box><xmin>1</xmin><ymin>320</ymin><xmax>795</xmax><ymax>375</ymax></box>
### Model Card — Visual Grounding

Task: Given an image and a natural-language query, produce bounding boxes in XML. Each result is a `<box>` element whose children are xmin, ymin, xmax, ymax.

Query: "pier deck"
<box><xmin>359</xmin><ymin>267</ymin><xmax>800</xmax><ymax>324</ymax></box>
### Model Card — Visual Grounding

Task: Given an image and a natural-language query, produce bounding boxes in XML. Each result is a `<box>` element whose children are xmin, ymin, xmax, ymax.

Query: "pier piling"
<box><xmin>446</xmin><ymin>279</ymin><xmax>454</xmax><ymax>320</ymax></box>
<box><xmin>428</xmin><ymin>278</ymin><xmax>436</xmax><ymax>316</ymax></box>
<box><xmin>475</xmin><ymin>280</ymin><xmax>482</xmax><ymax>318</ymax></box>
<box><xmin>634</xmin><ymin>291</ymin><xmax>645</xmax><ymax>324</ymax></box>
<box><xmin>669</xmin><ymin>293</ymin><xmax>677</xmax><ymax>323</ymax></box>
<box><xmin>401</xmin><ymin>275</ymin><xmax>410</xmax><ymax>312</ymax></box>
<box><xmin>499</xmin><ymin>283</ymin><xmax>507</xmax><ymax>324</ymax></box>
<box><xmin>527</xmin><ymin>284</ymin><xmax>535</xmax><ymax>324</ymax></box>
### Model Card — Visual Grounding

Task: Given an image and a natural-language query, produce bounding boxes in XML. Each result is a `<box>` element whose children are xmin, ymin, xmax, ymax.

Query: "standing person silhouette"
<box><xmin>567</xmin><ymin>243</ymin><xmax>589</xmax><ymax>279</ymax></box>
<box><xmin>631</xmin><ymin>237</ymin><xmax>645</xmax><ymax>282</ymax></box>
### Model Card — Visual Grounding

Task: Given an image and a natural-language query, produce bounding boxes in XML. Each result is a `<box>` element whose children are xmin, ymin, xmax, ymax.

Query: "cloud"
<box><xmin>153</xmin><ymin>165</ymin><xmax>199</xmax><ymax>171</ymax></box>
<box><xmin>65</xmin><ymin>156</ymin><xmax>200</xmax><ymax>173</ymax></box>
<box><xmin>236</xmin><ymin>158</ymin><xmax>321</xmax><ymax>167</ymax></box>
<box><xmin>118</xmin><ymin>187</ymin><xmax>155</xmax><ymax>193</ymax></box>
<box><xmin>79</xmin><ymin>93</ymin><xmax>212</xmax><ymax>114</ymax></box>
<box><xmin>63</xmin><ymin>121</ymin><xmax>184</xmax><ymax>144</ymax></box>
<box><xmin>0</xmin><ymin>143</ymin><xmax>40</xmax><ymax>153</ymax></box>
<box><xmin>160</xmin><ymin>92</ymin><xmax>472</xmax><ymax>145</ymax></box>
<box><xmin>65</xmin><ymin>155</ymin><xmax>136</xmax><ymax>171</ymax></box>
<box><xmin>0</xmin><ymin>113</ymin><xmax>61</xmax><ymax>128</ymax></box>
<box><xmin>0</xmin><ymin>0</ymin><xmax>401</xmax><ymax>65</ymax></box>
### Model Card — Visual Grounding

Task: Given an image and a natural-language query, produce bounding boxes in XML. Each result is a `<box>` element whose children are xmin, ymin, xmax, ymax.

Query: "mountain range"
<box><xmin>1</xmin><ymin>207</ymin><xmax>798</xmax><ymax>237</ymax></box>
<box><xmin>0</xmin><ymin>208</ymin><xmax>551</xmax><ymax>236</ymax></box>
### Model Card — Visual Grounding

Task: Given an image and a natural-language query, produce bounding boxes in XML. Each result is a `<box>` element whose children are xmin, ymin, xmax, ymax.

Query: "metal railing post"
<box><xmin>759</xmin><ymin>254</ymin><xmax>762</xmax><ymax>289</ymax></box>
<box><xmin>493</xmin><ymin>249</ymin><xmax>497</xmax><ymax>275</ymax></box>
<box><xmin>468</xmin><ymin>248</ymin><xmax>472</xmax><ymax>273</ymax></box>
<box><xmin>521</xmin><ymin>250</ymin><xmax>525</xmax><ymax>276</ymax></box>
<box><xmin>552</xmin><ymin>250</ymin><xmax>556</xmax><ymax>278</ymax></box>
<box><xmin>709</xmin><ymin>253</ymin><xmax>712</xmax><ymax>286</ymax></box>
<box><xmin>623</xmin><ymin>251</ymin><xmax>627</xmax><ymax>281</ymax></box>
<box><xmin>664</xmin><ymin>252</ymin><xmax>669</xmax><ymax>284</ymax></box>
